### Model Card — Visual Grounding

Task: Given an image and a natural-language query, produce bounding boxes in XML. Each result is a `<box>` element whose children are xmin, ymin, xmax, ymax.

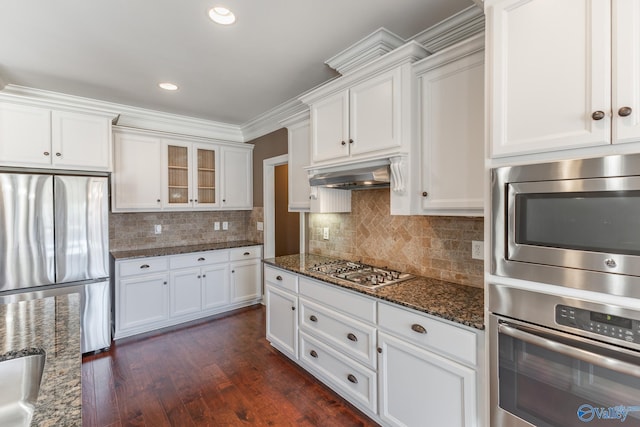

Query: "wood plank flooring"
<box><xmin>82</xmin><ymin>306</ymin><xmax>380</xmax><ymax>426</ymax></box>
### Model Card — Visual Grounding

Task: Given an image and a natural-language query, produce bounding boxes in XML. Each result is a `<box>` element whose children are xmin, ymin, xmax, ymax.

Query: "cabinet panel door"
<box><xmin>51</xmin><ymin>111</ymin><xmax>111</xmax><ymax>171</ymax></box>
<box><xmin>119</xmin><ymin>274</ymin><xmax>168</xmax><ymax>330</ymax></box>
<box><xmin>221</xmin><ymin>147</ymin><xmax>252</xmax><ymax>209</ymax></box>
<box><xmin>614</xmin><ymin>0</ymin><xmax>640</xmax><ymax>144</ymax></box>
<box><xmin>202</xmin><ymin>263</ymin><xmax>230</xmax><ymax>310</ymax></box>
<box><xmin>349</xmin><ymin>68</ymin><xmax>402</xmax><ymax>156</ymax></box>
<box><xmin>288</xmin><ymin>121</ymin><xmax>311</xmax><ymax>211</ymax></box>
<box><xmin>113</xmin><ymin>132</ymin><xmax>163</xmax><ymax>211</ymax></box>
<box><xmin>230</xmin><ymin>260</ymin><xmax>261</xmax><ymax>303</ymax></box>
<box><xmin>162</xmin><ymin>140</ymin><xmax>193</xmax><ymax>209</ymax></box>
<box><xmin>488</xmin><ymin>0</ymin><xmax>610</xmax><ymax>157</ymax></box>
<box><xmin>265</xmin><ymin>285</ymin><xmax>298</xmax><ymax>358</ymax></box>
<box><xmin>0</xmin><ymin>103</ymin><xmax>51</xmax><ymax>167</ymax></box>
<box><xmin>193</xmin><ymin>143</ymin><xmax>219</xmax><ymax>208</ymax></box>
<box><xmin>420</xmin><ymin>50</ymin><xmax>484</xmax><ymax>215</ymax></box>
<box><xmin>379</xmin><ymin>332</ymin><xmax>476</xmax><ymax>427</ymax></box>
<box><xmin>311</xmin><ymin>90</ymin><xmax>349</xmax><ymax>163</ymax></box>
<box><xmin>169</xmin><ymin>268</ymin><xmax>202</xmax><ymax>317</ymax></box>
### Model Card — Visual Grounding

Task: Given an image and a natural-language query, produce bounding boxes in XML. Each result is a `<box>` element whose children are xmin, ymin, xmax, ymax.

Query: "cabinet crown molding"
<box><xmin>411</xmin><ymin>5</ymin><xmax>485</xmax><ymax>53</ymax></box>
<box><xmin>325</xmin><ymin>27</ymin><xmax>407</xmax><ymax>75</ymax></box>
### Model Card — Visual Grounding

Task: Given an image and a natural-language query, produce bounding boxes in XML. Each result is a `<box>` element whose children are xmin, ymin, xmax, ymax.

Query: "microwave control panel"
<box><xmin>556</xmin><ymin>305</ymin><xmax>639</xmax><ymax>344</ymax></box>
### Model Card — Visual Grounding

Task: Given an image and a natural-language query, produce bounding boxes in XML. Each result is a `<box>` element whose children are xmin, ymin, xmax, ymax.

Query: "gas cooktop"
<box><xmin>309</xmin><ymin>260</ymin><xmax>413</xmax><ymax>289</ymax></box>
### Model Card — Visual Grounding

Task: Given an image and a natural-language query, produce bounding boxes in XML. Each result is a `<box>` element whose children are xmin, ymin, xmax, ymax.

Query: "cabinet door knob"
<box><xmin>347</xmin><ymin>374</ymin><xmax>358</xmax><ymax>384</ymax></box>
<box><xmin>189</xmin><ymin>199</ymin><xmax>193</xmax><ymax>202</ymax></box>
<box><xmin>231</xmin><ymin>270</ymin><xmax>235</xmax><ymax>273</ymax></box>
<box><xmin>349</xmin><ymin>138</ymin><xmax>354</xmax><ymax>144</ymax></box>
<box><xmin>341</xmin><ymin>140</ymin><xmax>346</xmax><ymax>146</ymax></box>
<box><xmin>377</xmin><ymin>347</ymin><xmax>382</xmax><ymax>354</ymax></box>
<box><xmin>140</xmin><ymin>264</ymin><xmax>150</xmax><ymax>269</ymax></box>
<box><xmin>309</xmin><ymin>315</ymin><xmax>318</xmax><ymax>322</ymax></box>
<box><xmin>202</xmin><ymin>274</ymin><xmax>206</xmax><ymax>278</ymax></box>
<box><xmin>194</xmin><ymin>199</ymin><xmax>198</xmax><ymax>203</ymax></box>
<box><xmin>157</xmin><ymin>199</ymin><xmax>161</xmax><ymax>203</ymax></box>
<box><xmin>43</xmin><ymin>151</ymin><xmax>50</xmax><ymax>156</ymax></box>
<box><xmin>411</xmin><ymin>323</ymin><xmax>427</xmax><ymax>334</ymax></box>
<box><xmin>198</xmin><ymin>257</ymin><xmax>206</xmax><ymax>261</ymax></box>
<box><xmin>291</xmin><ymin>306</ymin><xmax>295</xmax><ymax>311</ymax></box>
<box><xmin>222</xmin><ymin>199</ymin><xmax>226</xmax><ymax>203</ymax></box>
<box><xmin>163</xmin><ymin>281</ymin><xmax>167</xmax><ymax>285</ymax></box>
<box><xmin>592</xmin><ymin>110</ymin><xmax>606</xmax><ymax>120</ymax></box>
<box><xmin>619</xmin><ymin>106</ymin><xmax>633</xmax><ymax>117</ymax></box>
<box><xmin>422</xmin><ymin>191</ymin><xmax>428</xmax><ymax>197</ymax></box>
<box><xmin>197</xmin><ymin>275</ymin><xmax>201</xmax><ymax>279</ymax></box>
<box><xmin>347</xmin><ymin>333</ymin><xmax>358</xmax><ymax>342</ymax></box>
<box><xmin>310</xmin><ymin>350</ymin><xmax>318</xmax><ymax>358</ymax></box>
<box><xmin>55</xmin><ymin>152</ymin><xmax>62</xmax><ymax>157</ymax></box>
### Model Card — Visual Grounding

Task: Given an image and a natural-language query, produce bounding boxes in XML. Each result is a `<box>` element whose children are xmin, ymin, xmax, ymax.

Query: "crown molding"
<box><xmin>279</xmin><ymin>109</ymin><xmax>310</xmax><ymax>129</ymax></box>
<box><xmin>411</xmin><ymin>5</ymin><xmax>485</xmax><ymax>53</ymax></box>
<box><xmin>325</xmin><ymin>28</ymin><xmax>406</xmax><ymax>75</ymax></box>
<box><xmin>0</xmin><ymin>84</ymin><xmax>244</xmax><ymax>142</ymax></box>
<box><xmin>240</xmin><ymin>97</ymin><xmax>309</xmax><ymax>142</ymax></box>
<box><xmin>413</xmin><ymin>32</ymin><xmax>485</xmax><ymax>75</ymax></box>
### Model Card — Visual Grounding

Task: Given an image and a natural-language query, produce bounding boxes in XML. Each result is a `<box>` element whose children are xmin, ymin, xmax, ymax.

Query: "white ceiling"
<box><xmin>0</xmin><ymin>0</ymin><xmax>472</xmax><ymax>126</ymax></box>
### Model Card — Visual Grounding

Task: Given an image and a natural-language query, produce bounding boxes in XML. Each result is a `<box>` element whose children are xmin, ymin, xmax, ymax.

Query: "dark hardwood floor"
<box><xmin>82</xmin><ymin>306</ymin><xmax>380</xmax><ymax>426</ymax></box>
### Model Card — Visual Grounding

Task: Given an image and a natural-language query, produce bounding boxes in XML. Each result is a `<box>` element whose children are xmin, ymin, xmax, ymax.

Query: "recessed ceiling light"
<box><xmin>208</xmin><ymin>6</ymin><xmax>236</xmax><ymax>25</ymax></box>
<box><xmin>159</xmin><ymin>82</ymin><xmax>178</xmax><ymax>91</ymax></box>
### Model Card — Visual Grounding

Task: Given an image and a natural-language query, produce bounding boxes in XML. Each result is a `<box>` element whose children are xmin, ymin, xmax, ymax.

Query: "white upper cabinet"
<box><xmin>282</xmin><ymin>111</ymin><xmax>312</xmax><ymax>212</ymax></box>
<box><xmin>113</xmin><ymin>130</ymin><xmax>163</xmax><ymax>211</ymax></box>
<box><xmin>220</xmin><ymin>145</ymin><xmax>253</xmax><ymax>210</ymax></box>
<box><xmin>112</xmin><ymin>127</ymin><xmax>252</xmax><ymax>212</ymax></box>
<box><xmin>309</xmin><ymin>68</ymin><xmax>402</xmax><ymax>164</ymax></box>
<box><xmin>486</xmin><ymin>0</ymin><xmax>640</xmax><ymax>158</ymax></box>
<box><xmin>0</xmin><ymin>102</ymin><xmax>113</xmax><ymax>171</ymax></box>
<box><xmin>416</xmin><ymin>35</ymin><xmax>484</xmax><ymax>216</ymax></box>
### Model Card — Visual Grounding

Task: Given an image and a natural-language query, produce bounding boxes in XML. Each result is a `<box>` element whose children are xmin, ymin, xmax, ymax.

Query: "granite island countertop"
<box><xmin>264</xmin><ymin>254</ymin><xmax>484</xmax><ymax>330</ymax></box>
<box><xmin>0</xmin><ymin>293</ymin><xmax>81</xmax><ymax>426</ymax></box>
<box><xmin>110</xmin><ymin>240</ymin><xmax>262</xmax><ymax>260</ymax></box>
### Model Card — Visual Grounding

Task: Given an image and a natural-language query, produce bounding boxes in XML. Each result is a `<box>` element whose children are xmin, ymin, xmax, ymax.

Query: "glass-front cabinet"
<box><xmin>163</xmin><ymin>140</ymin><xmax>218</xmax><ymax>209</ymax></box>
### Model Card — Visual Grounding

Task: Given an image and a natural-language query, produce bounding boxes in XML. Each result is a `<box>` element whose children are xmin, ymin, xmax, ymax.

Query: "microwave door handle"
<box><xmin>498</xmin><ymin>323</ymin><xmax>640</xmax><ymax>378</ymax></box>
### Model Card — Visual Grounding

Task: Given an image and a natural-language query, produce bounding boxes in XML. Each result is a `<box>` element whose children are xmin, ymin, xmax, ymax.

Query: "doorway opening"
<box><xmin>274</xmin><ymin>164</ymin><xmax>299</xmax><ymax>256</ymax></box>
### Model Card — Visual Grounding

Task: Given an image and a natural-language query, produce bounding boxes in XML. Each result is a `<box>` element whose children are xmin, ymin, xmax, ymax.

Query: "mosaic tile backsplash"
<box><xmin>308</xmin><ymin>189</ymin><xmax>484</xmax><ymax>287</ymax></box>
<box><xmin>110</xmin><ymin>210</ymin><xmax>252</xmax><ymax>251</ymax></box>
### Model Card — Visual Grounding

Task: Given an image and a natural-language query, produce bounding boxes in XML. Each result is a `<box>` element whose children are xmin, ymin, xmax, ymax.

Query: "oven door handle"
<box><xmin>499</xmin><ymin>323</ymin><xmax>640</xmax><ymax>378</ymax></box>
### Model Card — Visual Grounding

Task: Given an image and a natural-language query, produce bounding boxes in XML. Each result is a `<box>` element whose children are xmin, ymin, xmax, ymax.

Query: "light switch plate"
<box><xmin>257</xmin><ymin>221</ymin><xmax>264</xmax><ymax>231</ymax></box>
<box><xmin>472</xmin><ymin>240</ymin><xmax>484</xmax><ymax>260</ymax></box>
<box><xmin>154</xmin><ymin>224</ymin><xmax>162</xmax><ymax>234</ymax></box>
<box><xmin>222</xmin><ymin>221</ymin><xmax>229</xmax><ymax>230</ymax></box>
<box><xmin>323</xmin><ymin>227</ymin><xmax>329</xmax><ymax>240</ymax></box>
<box><xmin>214</xmin><ymin>222</ymin><xmax>220</xmax><ymax>231</ymax></box>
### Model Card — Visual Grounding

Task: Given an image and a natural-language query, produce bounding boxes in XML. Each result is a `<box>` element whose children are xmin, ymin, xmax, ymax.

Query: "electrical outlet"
<box><xmin>154</xmin><ymin>224</ymin><xmax>162</xmax><ymax>234</ymax></box>
<box><xmin>214</xmin><ymin>222</ymin><xmax>220</xmax><ymax>231</ymax></box>
<box><xmin>323</xmin><ymin>227</ymin><xmax>329</xmax><ymax>240</ymax></box>
<box><xmin>257</xmin><ymin>221</ymin><xmax>264</xmax><ymax>231</ymax></box>
<box><xmin>472</xmin><ymin>240</ymin><xmax>484</xmax><ymax>260</ymax></box>
<box><xmin>222</xmin><ymin>221</ymin><xmax>229</xmax><ymax>230</ymax></box>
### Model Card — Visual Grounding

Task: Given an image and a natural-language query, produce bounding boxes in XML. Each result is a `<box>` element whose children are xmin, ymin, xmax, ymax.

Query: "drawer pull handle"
<box><xmin>411</xmin><ymin>324</ymin><xmax>427</xmax><ymax>334</ymax></box>
<box><xmin>347</xmin><ymin>374</ymin><xmax>358</xmax><ymax>384</ymax></box>
<box><xmin>243</xmin><ymin>252</ymin><xmax>250</xmax><ymax>256</ymax></box>
<box><xmin>276</xmin><ymin>275</ymin><xmax>283</xmax><ymax>281</ymax></box>
<box><xmin>198</xmin><ymin>257</ymin><xmax>206</xmax><ymax>261</ymax></box>
<box><xmin>347</xmin><ymin>333</ymin><xmax>358</xmax><ymax>342</ymax></box>
<box><xmin>140</xmin><ymin>264</ymin><xmax>150</xmax><ymax>269</ymax></box>
<box><xmin>310</xmin><ymin>350</ymin><xmax>318</xmax><ymax>358</ymax></box>
<box><xmin>309</xmin><ymin>315</ymin><xmax>318</xmax><ymax>322</ymax></box>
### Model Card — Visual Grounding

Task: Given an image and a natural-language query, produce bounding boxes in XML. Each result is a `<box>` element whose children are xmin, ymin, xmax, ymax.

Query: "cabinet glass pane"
<box><xmin>167</xmin><ymin>145</ymin><xmax>188</xmax><ymax>204</ymax></box>
<box><xmin>197</xmin><ymin>148</ymin><xmax>216</xmax><ymax>204</ymax></box>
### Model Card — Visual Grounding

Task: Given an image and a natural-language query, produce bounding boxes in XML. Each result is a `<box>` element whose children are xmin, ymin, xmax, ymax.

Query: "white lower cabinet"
<box><xmin>114</xmin><ymin>245</ymin><xmax>262</xmax><ymax>340</ymax></box>
<box><xmin>264</xmin><ymin>266</ymin><xmax>485</xmax><ymax>427</ymax></box>
<box><xmin>230</xmin><ymin>247</ymin><xmax>262</xmax><ymax>303</ymax></box>
<box><xmin>378</xmin><ymin>332</ymin><xmax>476</xmax><ymax>427</ymax></box>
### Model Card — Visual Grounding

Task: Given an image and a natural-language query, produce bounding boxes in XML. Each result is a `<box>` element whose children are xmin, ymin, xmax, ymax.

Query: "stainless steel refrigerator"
<box><xmin>0</xmin><ymin>173</ymin><xmax>110</xmax><ymax>353</ymax></box>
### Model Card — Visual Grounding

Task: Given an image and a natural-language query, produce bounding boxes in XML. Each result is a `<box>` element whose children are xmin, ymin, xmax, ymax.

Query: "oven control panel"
<box><xmin>556</xmin><ymin>305</ymin><xmax>640</xmax><ymax>344</ymax></box>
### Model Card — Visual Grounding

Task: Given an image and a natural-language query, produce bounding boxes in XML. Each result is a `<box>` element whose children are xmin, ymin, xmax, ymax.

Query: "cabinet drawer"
<box><xmin>378</xmin><ymin>302</ymin><xmax>477</xmax><ymax>366</ymax></box>
<box><xmin>300</xmin><ymin>297</ymin><xmax>376</xmax><ymax>369</ymax></box>
<box><xmin>230</xmin><ymin>246</ymin><xmax>262</xmax><ymax>261</ymax></box>
<box><xmin>300</xmin><ymin>332</ymin><xmax>377</xmax><ymax>413</ymax></box>
<box><xmin>169</xmin><ymin>250</ymin><xmax>229</xmax><ymax>269</ymax></box>
<box><xmin>299</xmin><ymin>277</ymin><xmax>376</xmax><ymax>323</ymax></box>
<box><xmin>118</xmin><ymin>257</ymin><xmax>168</xmax><ymax>277</ymax></box>
<box><xmin>264</xmin><ymin>265</ymin><xmax>298</xmax><ymax>293</ymax></box>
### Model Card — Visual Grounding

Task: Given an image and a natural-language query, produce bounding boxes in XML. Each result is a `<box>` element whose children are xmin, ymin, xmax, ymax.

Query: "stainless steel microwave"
<box><xmin>492</xmin><ymin>153</ymin><xmax>640</xmax><ymax>299</ymax></box>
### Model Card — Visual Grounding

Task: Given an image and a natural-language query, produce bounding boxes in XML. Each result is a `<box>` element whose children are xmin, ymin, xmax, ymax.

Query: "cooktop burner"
<box><xmin>309</xmin><ymin>260</ymin><xmax>413</xmax><ymax>289</ymax></box>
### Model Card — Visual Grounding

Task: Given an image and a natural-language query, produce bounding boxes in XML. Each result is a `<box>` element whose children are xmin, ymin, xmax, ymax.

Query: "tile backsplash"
<box><xmin>109</xmin><ymin>211</ymin><xmax>251</xmax><ymax>251</ymax></box>
<box><xmin>308</xmin><ymin>189</ymin><xmax>484</xmax><ymax>287</ymax></box>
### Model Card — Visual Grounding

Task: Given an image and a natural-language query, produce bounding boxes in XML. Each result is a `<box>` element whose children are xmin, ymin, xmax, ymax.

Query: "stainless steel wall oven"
<box><xmin>492</xmin><ymin>153</ymin><xmax>640</xmax><ymax>299</ymax></box>
<box><xmin>489</xmin><ymin>283</ymin><xmax>640</xmax><ymax>427</ymax></box>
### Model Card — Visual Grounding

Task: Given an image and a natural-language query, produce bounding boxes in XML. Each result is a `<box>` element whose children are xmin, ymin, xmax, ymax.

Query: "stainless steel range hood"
<box><xmin>309</xmin><ymin>164</ymin><xmax>390</xmax><ymax>190</ymax></box>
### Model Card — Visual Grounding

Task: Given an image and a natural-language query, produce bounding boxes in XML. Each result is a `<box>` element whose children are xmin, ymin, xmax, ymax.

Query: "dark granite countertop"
<box><xmin>0</xmin><ymin>293</ymin><xmax>82</xmax><ymax>426</ymax></box>
<box><xmin>263</xmin><ymin>254</ymin><xmax>484</xmax><ymax>330</ymax></box>
<box><xmin>110</xmin><ymin>240</ymin><xmax>262</xmax><ymax>260</ymax></box>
